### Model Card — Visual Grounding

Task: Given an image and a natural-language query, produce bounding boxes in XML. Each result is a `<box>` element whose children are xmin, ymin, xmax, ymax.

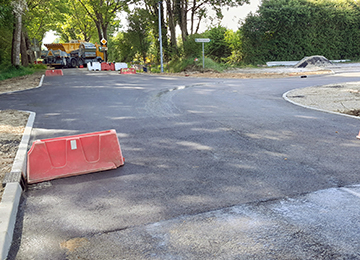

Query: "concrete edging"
<box><xmin>0</xmin><ymin>74</ymin><xmax>42</xmax><ymax>260</ymax></box>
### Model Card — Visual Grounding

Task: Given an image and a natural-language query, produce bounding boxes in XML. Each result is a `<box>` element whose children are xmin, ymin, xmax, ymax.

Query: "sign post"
<box><xmin>101</xmin><ymin>38</ymin><xmax>107</xmax><ymax>62</ymax></box>
<box><xmin>195</xmin><ymin>38</ymin><xmax>211</xmax><ymax>68</ymax></box>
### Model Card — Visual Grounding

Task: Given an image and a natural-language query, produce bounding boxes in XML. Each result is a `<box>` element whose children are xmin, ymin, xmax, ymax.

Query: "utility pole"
<box><xmin>158</xmin><ymin>1</ymin><xmax>164</xmax><ymax>73</ymax></box>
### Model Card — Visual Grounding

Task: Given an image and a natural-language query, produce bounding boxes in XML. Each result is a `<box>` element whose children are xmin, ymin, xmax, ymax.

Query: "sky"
<box><xmin>42</xmin><ymin>0</ymin><xmax>261</xmax><ymax>44</ymax></box>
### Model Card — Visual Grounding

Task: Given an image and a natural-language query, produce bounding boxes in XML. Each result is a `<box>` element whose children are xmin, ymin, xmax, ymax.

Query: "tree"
<box><xmin>127</xmin><ymin>8</ymin><xmax>151</xmax><ymax>63</ymax></box>
<box><xmin>11</xmin><ymin>0</ymin><xmax>27</xmax><ymax>66</ymax></box>
<box><xmin>0</xmin><ymin>0</ymin><xmax>14</xmax><ymax>66</ymax></box>
<box><xmin>143</xmin><ymin>0</ymin><xmax>170</xmax><ymax>61</ymax></box>
<box><xmin>109</xmin><ymin>31</ymin><xmax>136</xmax><ymax>62</ymax></box>
<box><xmin>54</xmin><ymin>0</ymin><xmax>97</xmax><ymax>42</ymax></box>
<box><xmin>177</xmin><ymin>0</ymin><xmax>250</xmax><ymax>43</ymax></box>
<box><xmin>78</xmin><ymin>0</ymin><xmax>126</xmax><ymax>42</ymax></box>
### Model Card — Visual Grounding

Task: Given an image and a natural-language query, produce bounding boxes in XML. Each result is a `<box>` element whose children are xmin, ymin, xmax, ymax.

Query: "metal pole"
<box><xmin>158</xmin><ymin>1</ymin><xmax>164</xmax><ymax>73</ymax></box>
<box><xmin>202</xmin><ymin>42</ymin><xmax>205</xmax><ymax>68</ymax></box>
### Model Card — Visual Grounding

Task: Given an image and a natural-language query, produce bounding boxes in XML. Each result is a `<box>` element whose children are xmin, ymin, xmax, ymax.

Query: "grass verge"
<box><xmin>0</xmin><ymin>64</ymin><xmax>47</xmax><ymax>81</ymax></box>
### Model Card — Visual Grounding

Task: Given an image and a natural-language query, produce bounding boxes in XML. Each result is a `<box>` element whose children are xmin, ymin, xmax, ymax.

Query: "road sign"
<box><xmin>195</xmin><ymin>38</ymin><xmax>211</xmax><ymax>68</ymax></box>
<box><xmin>195</xmin><ymin>38</ymin><xmax>211</xmax><ymax>43</ymax></box>
<box><xmin>101</xmin><ymin>38</ymin><xmax>107</xmax><ymax>45</ymax></box>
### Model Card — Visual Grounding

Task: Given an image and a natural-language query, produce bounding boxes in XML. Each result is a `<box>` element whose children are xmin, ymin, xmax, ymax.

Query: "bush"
<box><xmin>167</xmin><ymin>56</ymin><xmax>227</xmax><ymax>73</ymax></box>
<box><xmin>182</xmin><ymin>34</ymin><xmax>204</xmax><ymax>58</ymax></box>
<box><xmin>204</xmin><ymin>26</ymin><xmax>231</xmax><ymax>62</ymax></box>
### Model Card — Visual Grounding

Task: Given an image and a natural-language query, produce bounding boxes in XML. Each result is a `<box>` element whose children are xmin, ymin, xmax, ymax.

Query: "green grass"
<box><xmin>165</xmin><ymin>57</ymin><xmax>228</xmax><ymax>73</ymax></box>
<box><xmin>0</xmin><ymin>64</ymin><xmax>47</xmax><ymax>81</ymax></box>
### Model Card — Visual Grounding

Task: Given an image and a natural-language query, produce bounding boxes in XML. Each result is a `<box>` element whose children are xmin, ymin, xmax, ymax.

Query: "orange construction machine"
<box><xmin>41</xmin><ymin>40</ymin><xmax>106</xmax><ymax>68</ymax></box>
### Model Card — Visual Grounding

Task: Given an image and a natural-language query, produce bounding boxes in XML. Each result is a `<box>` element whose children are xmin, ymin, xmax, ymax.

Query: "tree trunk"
<box><xmin>12</xmin><ymin>10</ymin><xmax>22</xmax><ymax>66</ymax></box>
<box><xmin>179</xmin><ymin>0</ymin><xmax>188</xmax><ymax>42</ymax></box>
<box><xmin>190</xmin><ymin>0</ymin><xmax>196</xmax><ymax>34</ymax></box>
<box><xmin>20</xmin><ymin>31</ymin><xmax>29</xmax><ymax>66</ymax></box>
<box><xmin>160</xmin><ymin>3</ymin><xmax>169</xmax><ymax>61</ymax></box>
<box><xmin>24</xmin><ymin>31</ymin><xmax>35</xmax><ymax>64</ymax></box>
<box><xmin>95</xmin><ymin>22</ymin><xmax>103</xmax><ymax>43</ymax></box>
<box><xmin>166</xmin><ymin>0</ymin><xmax>177</xmax><ymax>54</ymax></box>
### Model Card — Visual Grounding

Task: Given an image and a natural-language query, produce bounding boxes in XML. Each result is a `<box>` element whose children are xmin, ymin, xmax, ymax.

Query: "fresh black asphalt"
<box><xmin>2</xmin><ymin>69</ymin><xmax>360</xmax><ymax>259</ymax></box>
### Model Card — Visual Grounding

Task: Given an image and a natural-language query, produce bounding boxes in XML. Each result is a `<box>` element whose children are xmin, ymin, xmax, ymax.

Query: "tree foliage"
<box><xmin>0</xmin><ymin>0</ymin><xmax>14</xmax><ymax>66</ymax></box>
<box><xmin>53</xmin><ymin>0</ymin><xmax>97</xmax><ymax>42</ymax></box>
<box><xmin>78</xmin><ymin>0</ymin><xmax>127</xmax><ymax>42</ymax></box>
<box><xmin>109</xmin><ymin>8</ymin><xmax>151</xmax><ymax>63</ymax></box>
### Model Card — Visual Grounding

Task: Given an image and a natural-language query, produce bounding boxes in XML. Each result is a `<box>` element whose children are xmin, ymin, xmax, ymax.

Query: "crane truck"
<box><xmin>41</xmin><ymin>40</ymin><xmax>106</xmax><ymax>68</ymax></box>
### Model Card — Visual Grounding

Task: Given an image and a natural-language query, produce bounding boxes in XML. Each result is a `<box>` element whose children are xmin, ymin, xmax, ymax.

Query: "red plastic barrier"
<box><xmin>45</xmin><ymin>69</ymin><xmax>63</xmax><ymax>76</ymax></box>
<box><xmin>101</xmin><ymin>62</ymin><xmax>115</xmax><ymax>71</ymax></box>
<box><xmin>120</xmin><ymin>68</ymin><xmax>136</xmax><ymax>74</ymax></box>
<box><xmin>27</xmin><ymin>129</ymin><xmax>125</xmax><ymax>184</ymax></box>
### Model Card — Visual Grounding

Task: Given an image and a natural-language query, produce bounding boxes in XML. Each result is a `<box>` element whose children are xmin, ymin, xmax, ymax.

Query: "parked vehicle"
<box><xmin>41</xmin><ymin>40</ymin><xmax>106</xmax><ymax>68</ymax></box>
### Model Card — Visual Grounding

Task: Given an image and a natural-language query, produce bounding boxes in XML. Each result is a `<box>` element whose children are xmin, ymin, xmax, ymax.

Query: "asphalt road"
<box><xmin>2</xmin><ymin>68</ymin><xmax>360</xmax><ymax>259</ymax></box>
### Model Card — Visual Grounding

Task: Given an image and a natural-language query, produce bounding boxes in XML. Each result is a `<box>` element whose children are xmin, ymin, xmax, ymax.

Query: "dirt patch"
<box><xmin>0</xmin><ymin>73</ymin><xmax>43</xmax><ymax>201</ymax></box>
<box><xmin>60</xmin><ymin>237</ymin><xmax>90</xmax><ymax>252</ymax></box>
<box><xmin>294</xmin><ymin>55</ymin><xmax>333</xmax><ymax>68</ymax></box>
<box><xmin>341</xmin><ymin>109</ymin><xmax>360</xmax><ymax>116</ymax></box>
<box><xmin>153</xmin><ymin>70</ymin><xmax>332</xmax><ymax>78</ymax></box>
<box><xmin>0</xmin><ymin>110</ymin><xmax>29</xmax><ymax>201</ymax></box>
<box><xmin>0</xmin><ymin>72</ymin><xmax>43</xmax><ymax>93</ymax></box>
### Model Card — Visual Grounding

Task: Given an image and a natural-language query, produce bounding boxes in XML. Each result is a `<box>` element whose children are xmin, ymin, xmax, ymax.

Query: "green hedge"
<box><xmin>241</xmin><ymin>0</ymin><xmax>360</xmax><ymax>63</ymax></box>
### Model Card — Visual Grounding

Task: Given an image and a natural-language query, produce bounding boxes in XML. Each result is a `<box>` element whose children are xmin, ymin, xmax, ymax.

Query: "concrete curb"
<box><xmin>0</xmin><ymin>75</ymin><xmax>42</xmax><ymax>260</ymax></box>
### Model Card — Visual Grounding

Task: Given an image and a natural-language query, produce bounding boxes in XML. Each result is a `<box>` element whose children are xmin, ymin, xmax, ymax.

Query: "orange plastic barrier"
<box><xmin>27</xmin><ymin>130</ymin><xmax>125</xmax><ymax>184</ymax></box>
<box><xmin>120</xmin><ymin>68</ymin><xmax>136</xmax><ymax>74</ymax></box>
<box><xmin>101</xmin><ymin>62</ymin><xmax>115</xmax><ymax>71</ymax></box>
<box><xmin>45</xmin><ymin>69</ymin><xmax>63</xmax><ymax>76</ymax></box>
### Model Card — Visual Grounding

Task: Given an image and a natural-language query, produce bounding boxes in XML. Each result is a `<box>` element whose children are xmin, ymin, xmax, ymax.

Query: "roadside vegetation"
<box><xmin>1</xmin><ymin>0</ymin><xmax>360</xmax><ymax>78</ymax></box>
<box><xmin>0</xmin><ymin>64</ymin><xmax>47</xmax><ymax>81</ymax></box>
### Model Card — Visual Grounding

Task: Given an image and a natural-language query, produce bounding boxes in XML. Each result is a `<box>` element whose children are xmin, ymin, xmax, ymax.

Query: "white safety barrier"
<box><xmin>87</xmin><ymin>62</ymin><xmax>101</xmax><ymax>71</ymax></box>
<box><xmin>115</xmin><ymin>63</ymin><xmax>128</xmax><ymax>71</ymax></box>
